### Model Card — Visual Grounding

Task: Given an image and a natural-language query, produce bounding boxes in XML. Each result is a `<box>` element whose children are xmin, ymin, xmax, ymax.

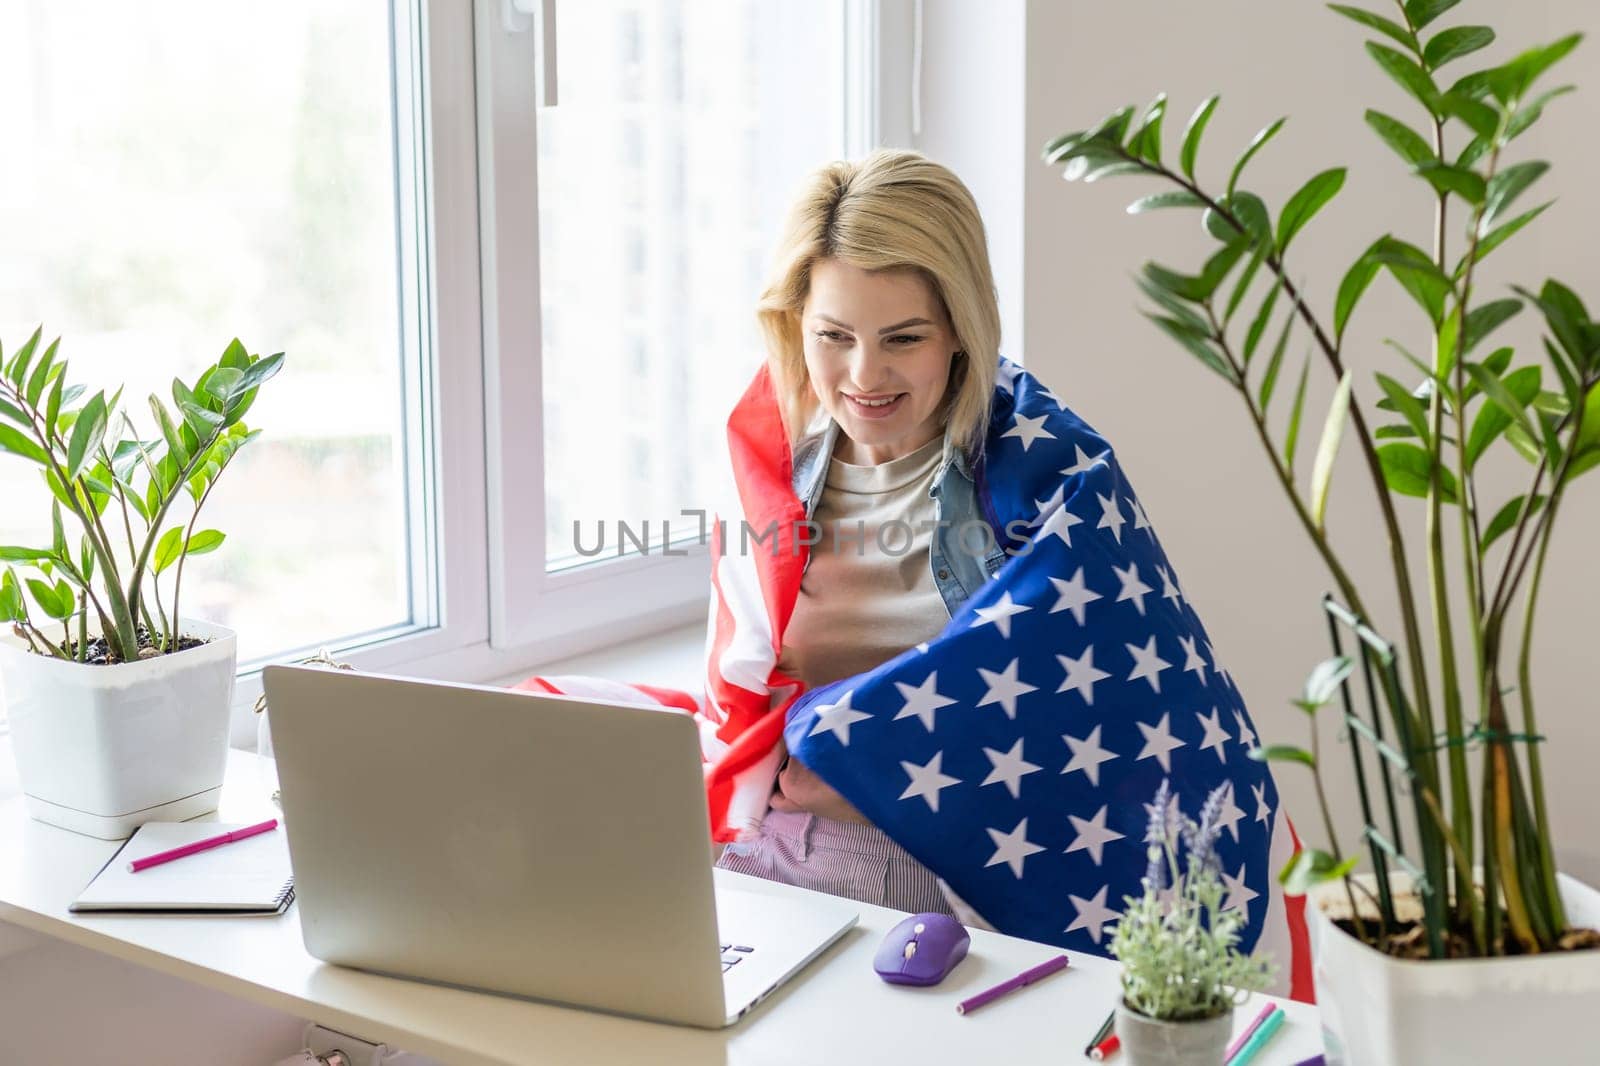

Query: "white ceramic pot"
<box><xmin>0</xmin><ymin>619</ymin><xmax>237</xmax><ymax>838</ymax></box>
<box><xmin>1309</xmin><ymin>871</ymin><xmax>1600</xmax><ymax>1065</ymax></box>
<box><xmin>1114</xmin><ymin>1003</ymin><xmax>1233</xmax><ymax>1066</ymax></box>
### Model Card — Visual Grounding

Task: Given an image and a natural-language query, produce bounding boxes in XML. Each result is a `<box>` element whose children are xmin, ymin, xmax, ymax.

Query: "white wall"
<box><xmin>1016</xmin><ymin>0</ymin><xmax>1600</xmax><ymax>882</ymax></box>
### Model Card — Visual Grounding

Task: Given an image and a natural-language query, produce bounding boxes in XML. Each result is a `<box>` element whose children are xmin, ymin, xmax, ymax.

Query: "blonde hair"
<box><xmin>756</xmin><ymin>149</ymin><xmax>1000</xmax><ymax>457</ymax></box>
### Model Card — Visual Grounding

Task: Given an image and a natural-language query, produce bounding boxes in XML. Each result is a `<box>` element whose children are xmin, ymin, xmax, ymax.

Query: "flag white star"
<box><xmin>1059</xmin><ymin>444</ymin><xmax>1109</xmax><ymax>477</ymax></box>
<box><xmin>1065</xmin><ymin>884</ymin><xmax>1120</xmax><ymax>945</ymax></box>
<box><xmin>977</xmin><ymin>658</ymin><xmax>1038</xmax><ymax>719</ymax></box>
<box><xmin>807</xmin><ymin>691</ymin><xmax>872</xmax><ymax>746</ymax></box>
<box><xmin>1252</xmin><ymin>782</ymin><xmax>1271</xmax><ymax>824</ymax></box>
<box><xmin>1039</xmin><ymin>386</ymin><xmax>1068</xmax><ymax>411</ymax></box>
<box><xmin>1062</xmin><ymin>725</ymin><xmax>1119</xmax><ymax>787</ymax></box>
<box><xmin>1125</xmin><ymin>635</ymin><xmax>1172</xmax><ymax>694</ymax></box>
<box><xmin>982</xmin><ymin>738</ymin><xmax>1044</xmax><ymax>799</ymax></box>
<box><xmin>985</xmin><ymin>817</ymin><xmax>1046</xmax><ymax>878</ymax></box>
<box><xmin>1096</xmin><ymin>492</ymin><xmax>1127</xmax><ymax>543</ymax></box>
<box><xmin>1055</xmin><ymin>645</ymin><xmax>1111</xmax><ymax>705</ymax></box>
<box><xmin>916</xmin><ymin>642</ymin><xmax>930</xmax><ymax>654</ymax></box>
<box><xmin>1001</xmin><ymin>413</ymin><xmax>1056</xmax><ymax>452</ymax></box>
<box><xmin>1196</xmin><ymin>707</ymin><xmax>1231</xmax><ymax>763</ymax></box>
<box><xmin>1179</xmin><ymin>634</ymin><xmax>1208</xmax><ymax>685</ymax></box>
<box><xmin>1113</xmin><ymin>562</ymin><xmax>1154</xmax><ymax>616</ymax></box>
<box><xmin>1215</xmin><ymin>782</ymin><xmax>1247</xmax><ymax>842</ymax></box>
<box><xmin>893</xmin><ymin>672</ymin><xmax>956</xmax><ymax>732</ymax></box>
<box><xmin>1136</xmin><ymin>711</ymin><xmax>1186</xmax><ymax>772</ymax></box>
<box><xmin>1155</xmin><ymin>564</ymin><xmax>1182</xmax><ymax>605</ymax></box>
<box><xmin>1221</xmin><ymin>864</ymin><xmax>1259</xmax><ymax>921</ymax></box>
<box><xmin>1048</xmin><ymin>567</ymin><xmax>1102</xmax><ymax>625</ymax></box>
<box><xmin>1233</xmin><ymin>709</ymin><xmax>1257</xmax><ymax>751</ymax></box>
<box><xmin>899</xmin><ymin>752</ymin><xmax>962</xmax><ymax>813</ymax></box>
<box><xmin>1036</xmin><ymin>502</ymin><xmax>1084</xmax><ymax>547</ymax></box>
<box><xmin>1129</xmin><ymin>495</ymin><xmax>1152</xmax><ymax>535</ymax></box>
<box><xmin>996</xmin><ymin>360</ymin><xmax>1023</xmax><ymax>394</ymax></box>
<box><xmin>1032</xmin><ymin>482</ymin><xmax>1065</xmax><ymax>524</ymax></box>
<box><xmin>1207</xmin><ymin>640</ymin><xmax>1233</xmax><ymax>688</ymax></box>
<box><xmin>1064</xmin><ymin>804</ymin><xmax>1126</xmax><ymax>866</ymax></box>
<box><xmin>972</xmin><ymin>591</ymin><xmax>1031</xmax><ymax>640</ymax></box>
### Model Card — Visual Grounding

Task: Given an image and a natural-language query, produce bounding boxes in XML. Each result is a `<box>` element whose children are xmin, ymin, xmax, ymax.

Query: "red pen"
<box><xmin>128</xmin><ymin>819</ymin><xmax>280</xmax><ymax>873</ymax></box>
<box><xmin>1090</xmin><ymin>1033</ymin><xmax>1121</xmax><ymax>1061</ymax></box>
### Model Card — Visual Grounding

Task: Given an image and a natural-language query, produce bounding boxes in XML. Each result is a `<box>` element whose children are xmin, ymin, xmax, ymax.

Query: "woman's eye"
<box><xmin>889</xmin><ymin>334</ymin><xmax>924</xmax><ymax>345</ymax></box>
<box><xmin>814</xmin><ymin>329</ymin><xmax>849</xmax><ymax>343</ymax></box>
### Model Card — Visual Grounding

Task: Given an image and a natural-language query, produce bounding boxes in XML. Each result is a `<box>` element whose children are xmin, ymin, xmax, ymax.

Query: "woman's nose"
<box><xmin>847</xmin><ymin>344</ymin><xmax>892</xmax><ymax>391</ymax></box>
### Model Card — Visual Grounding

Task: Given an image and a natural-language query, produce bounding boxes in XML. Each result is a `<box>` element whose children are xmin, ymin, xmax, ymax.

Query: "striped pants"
<box><xmin>716</xmin><ymin>807</ymin><xmax>955</xmax><ymax>915</ymax></box>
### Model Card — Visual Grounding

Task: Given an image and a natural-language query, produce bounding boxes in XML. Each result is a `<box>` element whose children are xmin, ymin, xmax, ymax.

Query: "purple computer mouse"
<box><xmin>873</xmin><ymin>912</ymin><xmax>971</xmax><ymax>986</ymax></box>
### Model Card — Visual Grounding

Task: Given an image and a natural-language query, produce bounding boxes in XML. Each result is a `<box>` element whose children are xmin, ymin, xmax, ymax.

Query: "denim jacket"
<box><xmin>788</xmin><ymin>419</ymin><xmax>1008</xmax><ymax>620</ymax></box>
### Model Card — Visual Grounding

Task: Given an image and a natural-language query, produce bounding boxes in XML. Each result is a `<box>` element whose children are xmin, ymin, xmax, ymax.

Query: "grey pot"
<box><xmin>1114</xmin><ymin>1004</ymin><xmax>1233</xmax><ymax>1066</ymax></box>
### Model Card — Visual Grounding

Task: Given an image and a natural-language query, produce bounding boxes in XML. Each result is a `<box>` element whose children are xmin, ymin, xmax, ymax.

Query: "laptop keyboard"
<box><xmin>720</xmin><ymin>943</ymin><xmax>755</xmax><ymax>973</ymax></box>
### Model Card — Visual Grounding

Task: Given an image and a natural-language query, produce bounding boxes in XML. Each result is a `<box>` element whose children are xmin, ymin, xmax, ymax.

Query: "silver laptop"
<box><xmin>261</xmin><ymin>665</ymin><xmax>858</xmax><ymax>1028</ymax></box>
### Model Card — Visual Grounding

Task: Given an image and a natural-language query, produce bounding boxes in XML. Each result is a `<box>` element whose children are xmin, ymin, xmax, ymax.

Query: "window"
<box><xmin>0</xmin><ymin>2</ymin><xmax>433</xmax><ymax>667</ymax></box>
<box><xmin>0</xmin><ymin>0</ymin><xmax>875</xmax><ymax>735</ymax></box>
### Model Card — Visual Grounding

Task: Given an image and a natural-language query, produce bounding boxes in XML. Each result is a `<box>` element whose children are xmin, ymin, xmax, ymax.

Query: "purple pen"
<box><xmin>955</xmin><ymin>954</ymin><xmax>1070</xmax><ymax>1015</ymax></box>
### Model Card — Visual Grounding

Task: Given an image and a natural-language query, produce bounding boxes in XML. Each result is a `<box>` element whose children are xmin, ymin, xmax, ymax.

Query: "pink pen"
<box><xmin>128</xmin><ymin>819</ymin><xmax>280</xmax><ymax>873</ymax></box>
<box><xmin>1225</xmin><ymin>1002</ymin><xmax>1279</xmax><ymax>1061</ymax></box>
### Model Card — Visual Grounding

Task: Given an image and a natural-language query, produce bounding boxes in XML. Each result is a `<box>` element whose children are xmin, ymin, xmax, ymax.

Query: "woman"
<box><xmin>524</xmin><ymin>150</ymin><xmax>1311</xmax><ymax>999</ymax></box>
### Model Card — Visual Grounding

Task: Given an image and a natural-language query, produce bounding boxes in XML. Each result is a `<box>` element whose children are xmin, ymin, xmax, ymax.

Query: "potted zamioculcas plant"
<box><xmin>1043</xmin><ymin>1</ymin><xmax>1600</xmax><ymax>1063</ymax></box>
<box><xmin>0</xmin><ymin>329</ymin><xmax>282</xmax><ymax>838</ymax></box>
<box><xmin>1110</xmin><ymin>781</ymin><xmax>1275</xmax><ymax>1066</ymax></box>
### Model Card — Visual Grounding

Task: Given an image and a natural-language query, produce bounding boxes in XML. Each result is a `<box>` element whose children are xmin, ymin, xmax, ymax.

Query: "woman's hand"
<box><xmin>770</xmin><ymin>755</ymin><xmax>870</xmax><ymax>824</ymax></box>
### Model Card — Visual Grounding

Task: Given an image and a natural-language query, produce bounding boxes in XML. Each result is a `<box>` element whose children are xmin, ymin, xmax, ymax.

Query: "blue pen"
<box><xmin>1226</xmin><ymin>1005</ymin><xmax>1285</xmax><ymax>1066</ymax></box>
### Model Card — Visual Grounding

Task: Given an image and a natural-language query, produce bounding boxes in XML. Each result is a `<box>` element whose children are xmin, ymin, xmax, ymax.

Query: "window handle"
<box><xmin>504</xmin><ymin>0</ymin><xmax>559</xmax><ymax>108</ymax></box>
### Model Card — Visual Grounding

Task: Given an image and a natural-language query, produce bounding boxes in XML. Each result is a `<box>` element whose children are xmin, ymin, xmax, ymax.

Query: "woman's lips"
<box><xmin>845</xmin><ymin>392</ymin><xmax>907</xmax><ymax>419</ymax></box>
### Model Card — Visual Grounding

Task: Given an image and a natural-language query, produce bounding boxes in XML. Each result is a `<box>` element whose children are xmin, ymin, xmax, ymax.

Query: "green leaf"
<box><xmin>1463</xmin><ymin>298</ymin><xmax>1523</xmax><ymax>354</ymax></box>
<box><xmin>1203</xmin><ymin>191</ymin><xmax>1271</xmax><ymax>245</ymax></box>
<box><xmin>237</xmin><ymin>351</ymin><xmax>284</xmax><ymax>393</ymax></box>
<box><xmin>1127</xmin><ymin>190</ymin><xmax>1205</xmax><ymax>214</ymax></box>
<box><xmin>219</xmin><ymin>338</ymin><xmax>251</xmax><ymax>371</ymax></box>
<box><xmin>1463</xmin><ymin>201</ymin><xmax>1551</xmax><ymax>275</ymax></box>
<box><xmin>64</xmin><ymin>392</ymin><xmax>107</xmax><ymax>480</ymax></box>
<box><xmin>202</xmin><ymin>367</ymin><xmax>245</xmax><ymax>402</ymax></box>
<box><xmin>43</xmin><ymin>369</ymin><xmax>66</xmax><ymax>436</ymax></box>
<box><xmin>50</xmin><ymin>499</ymin><xmax>66</xmax><ymax>559</ymax></box>
<box><xmin>1277</xmin><ymin>168</ymin><xmax>1346</xmax><ymax>252</ymax></box>
<box><xmin>1249</xmin><ymin>744</ymin><xmax>1317</xmax><ymax>769</ymax></box>
<box><xmin>1326</xmin><ymin>5</ymin><xmax>1416</xmax><ymax>50</ymax></box>
<box><xmin>1375</xmin><ymin>423</ymin><xmax>1421</xmax><ymax>439</ymax></box>
<box><xmin>1284</xmin><ymin>354</ymin><xmax>1313</xmax><ymax>473</ymax></box>
<box><xmin>181</xmin><ymin>401</ymin><xmax>225</xmax><ymax>433</ymax></box>
<box><xmin>1228</xmin><ymin>118</ymin><xmax>1286</xmax><ymax>198</ymax></box>
<box><xmin>1244</xmin><ymin>277</ymin><xmax>1285</xmax><ymax>364</ymax></box>
<box><xmin>0</xmin><ymin>545</ymin><xmax>53</xmax><ymax>563</ymax></box>
<box><xmin>5</xmin><ymin>328</ymin><xmax>41</xmax><ymax>388</ymax></box>
<box><xmin>0</xmin><ymin>424</ymin><xmax>50</xmax><ymax>466</ymax></box>
<box><xmin>1438</xmin><ymin>91</ymin><xmax>1500</xmax><ymax>140</ymax></box>
<box><xmin>1375</xmin><ymin>372</ymin><xmax>1430</xmax><ymax>440</ymax></box>
<box><xmin>184</xmin><ymin>529</ymin><xmax>226</xmax><ymax>556</ymax></box>
<box><xmin>150</xmin><ymin>396</ymin><xmax>190</xmax><ymax>467</ymax></box>
<box><xmin>1137</xmin><ymin>273</ymin><xmax>1210</xmax><ymax>337</ymax></box>
<box><xmin>1483</xmin><ymin>161</ymin><xmax>1549</xmax><ymax>231</ymax></box>
<box><xmin>1457</xmin><ymin>134</ymin><xmax>1491</xmax><ymax>169</ymax></box>
<box><xmin>1507</xmin><ymin>85</ymin><xmax>1574</xmax><ymax>139</ymax></box>
<box><xmin>1481</xmin><ymin>494</ymin><xmax>1546</xmax><ymax>552</ymax></box>
<box><xmin>1404</xmin><ymin>0</ymin><xmax>1460</xmax><ymax>30</ymax></box>
<box><xmin>1466</xmin><ymin>365</ymin><xmax>1541</xmax><ymax>468</ymax></box>
<box><xmin>1497</xmin><ymin>33</ymin><xmax>1583</xmax><ymax>104</ymax></box>
<box><xmin>153</xmin><ymin>527</ymin><xmax>185</xmax><ymax>575</ymax></box>
<box><xmin>24</xmin><ymin>577</ymin><xmax>73</xmax><ymax>621</ymax></box>
<box><xmin>1225</xmin><ymin>243</ymin><xmax>1269</xmax><ymax>325</ymax></box>
<box><xmin>1257</xmin><ymin>295</ymin><xmax>1299</xmax><ymax>406</ymax></box>
<box><xmin>23</xmin><ymin>338</ymin><xmax>59</xmax><ymax>408</ymax></box>
<box><xmin>1179</xmin><ymin>95</ymin><xmax>1220</xmax><ymax>180</ymax></box>
<box><xmin>1364</xmin><ymin>109</ymin><xmax>1435</xmax><ymax>167</ymax></box>
<box><xmin>1367</xmin><ymin>42</ymin><xmax>1441</xmax><ymax>116</ymax></box>
<box><xmin>0</xmin><ymin>397</ymin><xmax>27</xmax><ymax>427</ymax></box>
<box><xmin>1372</xmin><ymin>237</ymin><xmax>1452</xmax><ymax>324</ymax></box>
<box><xmin>1467</xmin><ymin>362</ymin><xmax>1541</xmax><ymax>452</ymax></box>
<box><xmin>1080</xmin><ymin>160</ymin><xmax>1146</xmax><ymax>183</ymax></box>
<box><xmin>1379</xmin><ymin>441</ymin><xmax>1461</xmax><ymax>501</ymax></box>
<box><xmin>1310</xmin><ymin>372</ymin><xmax>1353</xmax><ymax>528</ymax></box>
<box><xmin>1425</xmin><ymin>26</ymin><xmax>1494</xmax><ymax>68</ymax></box>
<box><xmin>1145</xmin><ymin>314</ymin><xmax>1234</xmax><ymax>383</ymax></box>
<box><xmin>1335</xmin><ymin>239</ymin><xmax>1386</xmax><ymax>342</ymax></box>
<box><xmin>1414</xmin><ymin>162</ymin><xmax>1487</xmax><ymax>205</ymax></box>
<box><xmin>1127</xmin><ymin>93</ymin><xmax>1167</xmax><ymax>163</ymax></box>
<box><xmin>1279</xmin><ymin>848</ymin><xmax>1360</xmax><ymax>896</ymax></box>
<box><xmin>0</xmin><ymin>570</ymin><xmax>21</xmax><ymax>623</ymax></box>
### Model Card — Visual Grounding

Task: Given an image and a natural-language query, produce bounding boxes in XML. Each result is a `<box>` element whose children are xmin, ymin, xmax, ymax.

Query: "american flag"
<box><xmin>523</xmin><ymin>357</ymin><xmax>1312</xmax><ymax>1000</ymax></box>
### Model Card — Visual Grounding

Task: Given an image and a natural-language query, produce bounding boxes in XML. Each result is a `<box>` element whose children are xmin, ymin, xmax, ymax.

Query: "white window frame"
<box><xmin>217</xmin><ymin>0</ymin><xmax>896</xmax><ymax>745</ymax></box>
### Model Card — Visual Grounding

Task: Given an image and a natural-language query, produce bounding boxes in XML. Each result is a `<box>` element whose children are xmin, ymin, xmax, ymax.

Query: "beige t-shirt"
<box><xmin>777</xmin><ymin>436</ymin><xmax>950</xmax><ymax>687</ymax></box>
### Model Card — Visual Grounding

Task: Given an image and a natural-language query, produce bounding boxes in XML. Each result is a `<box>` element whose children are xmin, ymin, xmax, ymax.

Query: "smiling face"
<box><xmin>801</xmin><ymin>258</ymin><xmax>960</xmax><ymax>465</ymax></box>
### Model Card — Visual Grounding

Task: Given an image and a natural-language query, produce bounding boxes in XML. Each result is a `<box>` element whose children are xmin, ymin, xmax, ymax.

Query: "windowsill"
<box><xmin>488</xmin><ymin>620</ymin><xmax>704</xmax><ymax>692</ymax></box>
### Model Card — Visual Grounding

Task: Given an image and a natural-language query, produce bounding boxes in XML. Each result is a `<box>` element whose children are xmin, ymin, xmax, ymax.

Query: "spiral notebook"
<box><xmin>70</xmin><ymin>821</ymin><xmax>296</xmax><ymax>915</ymax></box>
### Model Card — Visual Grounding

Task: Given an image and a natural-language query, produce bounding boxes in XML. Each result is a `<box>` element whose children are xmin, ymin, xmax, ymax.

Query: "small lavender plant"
<box><xmin>1110</xmin><ymin>780</ymin><xmax>1276</xmax><ymax>1022</ymax></box>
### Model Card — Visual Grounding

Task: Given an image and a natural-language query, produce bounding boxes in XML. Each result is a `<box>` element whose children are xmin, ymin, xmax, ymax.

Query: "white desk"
<box><xmin>0</xmin><ymin>748</ymin><xmax>1324</xmax><ymax>1065</ymax></box>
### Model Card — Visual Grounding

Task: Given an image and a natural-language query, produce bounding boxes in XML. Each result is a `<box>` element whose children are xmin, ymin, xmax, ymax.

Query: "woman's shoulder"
<box><xmin>980</xmin><ymin>358</ymin><xmax>1122</xmax><ymax>503</ymax></box>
